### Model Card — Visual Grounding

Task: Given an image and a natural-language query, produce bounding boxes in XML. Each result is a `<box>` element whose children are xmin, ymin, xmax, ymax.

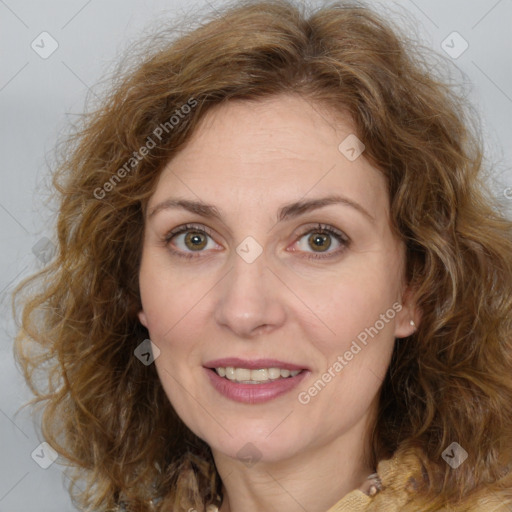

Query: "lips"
<box><xmin>203</xmin><ymin>357</ymin><xmax>309</xmax><ymax>404</ymax></box>
<box><xmin>204</xmin><ymin>357</ymin><xmax>308</xmax><ymax>371</ymax></box>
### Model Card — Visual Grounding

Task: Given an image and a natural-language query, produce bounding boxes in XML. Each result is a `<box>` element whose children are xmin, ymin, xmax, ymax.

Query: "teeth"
<box><xmin>214</xmin><ymin>366</ymin><xmax>301</xmax><ymax>383</ymax></box>
<box><xmin>268</xmin><ymin>368</ymin><xmax>281</xmax><ymax>379</ymax></box>
<box><xmin>235</xmin><ymin>368</ymin><xmax>251</xmax><ymax>381</ymax></box>
<box><xmin>250</xmin><ymin>369</ymin><xmax>268</xmax><ymax>381</ymax></box>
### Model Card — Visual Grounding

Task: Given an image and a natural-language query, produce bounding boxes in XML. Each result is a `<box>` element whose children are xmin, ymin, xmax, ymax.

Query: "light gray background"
<box><xmin>1</xmin><ymin>0</ymin><xmax>511</xmax><ymax>510</ymax></box>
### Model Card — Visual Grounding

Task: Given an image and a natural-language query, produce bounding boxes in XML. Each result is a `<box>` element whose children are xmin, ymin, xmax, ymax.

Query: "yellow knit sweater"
<box><xmin>326</xmin><ymin>447</ymin><xmax>511</xmax><ymax>512</ymax></box>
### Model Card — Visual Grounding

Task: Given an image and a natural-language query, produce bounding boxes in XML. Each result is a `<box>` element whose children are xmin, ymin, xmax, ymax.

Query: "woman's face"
<box><xmin>138</xmin><ymin>94</ymin><xmax>417</xmax><ymax>464</ymax></box>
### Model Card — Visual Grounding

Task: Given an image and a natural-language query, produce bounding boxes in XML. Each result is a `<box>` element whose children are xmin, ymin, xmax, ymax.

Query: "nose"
<box><xmin>213</xmin><ymin>249</ymin><xmax>287</xmax><ymax>338</ymax></box>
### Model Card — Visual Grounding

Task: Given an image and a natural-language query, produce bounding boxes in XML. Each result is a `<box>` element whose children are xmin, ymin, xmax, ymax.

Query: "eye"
<box><xmin>163</xmin><ymin>223</ymin><xmax>350</xmax><ymax>261</ymax></box>
<box><xmin>292</xmin><ymin>223</ymin><xmax>350</xmax><ymax>259</ymax></box>
<box><xmin>163</xmin><ymin>224</ymin><xmax>220</xmax><ymax>259</ymax></box>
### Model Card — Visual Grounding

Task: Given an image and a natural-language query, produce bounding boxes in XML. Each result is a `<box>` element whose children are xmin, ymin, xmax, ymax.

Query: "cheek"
<box><xmin>138</xmin><ymin>257</ymin><xmax>206</xmax><ymax>412</ymax></box>
<box><xmin>138</xmin><ymin>254</ymin><xmax>210</xmax><ymax>341</ymax></box>
<box><xmin>293</xmin><ymin>258</ymin><xmax>401</xmax><ymax>351</ymax></box>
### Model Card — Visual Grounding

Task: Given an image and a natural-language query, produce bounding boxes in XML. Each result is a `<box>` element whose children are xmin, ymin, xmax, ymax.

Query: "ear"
<box><xmin>393</xmin><ymin>284</ymin><xmax>421</xmax><ymax>339</ymax></box>
<box><xmin>138</xmin><ymin>310</ymin><xmax>148</xmax><ymax>328</ymax></box>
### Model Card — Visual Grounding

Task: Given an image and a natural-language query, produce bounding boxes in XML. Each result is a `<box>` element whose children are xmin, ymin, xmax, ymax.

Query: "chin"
<box><xmin>205</xmin><ymin>427</ymin><xmax>306</xmax><ymax>465</ymax></box>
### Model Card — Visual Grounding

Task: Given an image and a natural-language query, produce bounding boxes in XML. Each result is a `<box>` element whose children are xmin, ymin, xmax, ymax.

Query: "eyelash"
<box><xmin>163</xmin><ymin>223</ymin><xmax>350</xmax><ymax>260</ymax></box>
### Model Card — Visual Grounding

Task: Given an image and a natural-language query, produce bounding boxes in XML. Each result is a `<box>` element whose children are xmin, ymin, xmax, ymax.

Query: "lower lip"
<box><xmin>205</xmin><ymin>368</ymin><xmax>309</xmax><ymax>404</ymax></box>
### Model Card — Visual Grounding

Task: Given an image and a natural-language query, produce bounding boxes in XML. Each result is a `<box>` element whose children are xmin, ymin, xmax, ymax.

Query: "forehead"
<box><xmin>148</xmin><ymin>94</ymin><xmax>388</xmax><ymax>218</ymax></box>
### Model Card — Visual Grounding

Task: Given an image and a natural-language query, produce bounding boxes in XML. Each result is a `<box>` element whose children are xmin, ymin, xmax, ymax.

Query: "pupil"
<box><xmin>186</xmin><ymin>232</ymin><xmax>206</xmax><ymax>250</ymax></box>
<box><xmin>309</xmin><ymin>233</ymin><xmax>331</xmax><ymax>252</ymax></box>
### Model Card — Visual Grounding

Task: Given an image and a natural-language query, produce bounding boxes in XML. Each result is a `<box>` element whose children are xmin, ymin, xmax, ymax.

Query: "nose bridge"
<box><xmin>213</xmin><ymin>243</ymin><xmax>286</xmax><ymax>337</ymax></box>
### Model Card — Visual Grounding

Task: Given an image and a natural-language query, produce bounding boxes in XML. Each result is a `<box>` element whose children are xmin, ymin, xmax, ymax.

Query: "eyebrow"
<box><xmin>147</xmin><ymin>194</ymin><xmax>375</xmax><ymax>223</ymax></box>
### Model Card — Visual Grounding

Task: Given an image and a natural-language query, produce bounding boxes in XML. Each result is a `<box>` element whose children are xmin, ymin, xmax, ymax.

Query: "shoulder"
<box><xmin>377</xmin><ymin>446</ymin><xmax>512</xmax><ymax>512</ymax></box>
<box><xmin>327</xmin><ymin>445</ymin><xmax>512</xmax><ymax>512</ymax></box>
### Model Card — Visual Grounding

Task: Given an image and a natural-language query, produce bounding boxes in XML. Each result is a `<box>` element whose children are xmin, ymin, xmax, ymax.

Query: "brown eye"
<box><xmin>308</xmin><ymin>232</ymin><xmax>332</xmax><ymax>252</ymax></box>
<box><xmin>293</xmin><ymin>224</ymin><xmax>350</xmax><ymax>260</ymax></box>
<box><xmin>184</xmin><ymin>231</ymin><xmax>208</xmax><ymax>251</ymax></box>
<box><xmin>164</xmin><ymin>224</ymin><xmax>220</xmax><ymax>259</ymax></box>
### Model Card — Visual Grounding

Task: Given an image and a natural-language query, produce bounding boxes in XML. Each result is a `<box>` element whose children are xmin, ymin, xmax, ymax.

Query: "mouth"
<box><xmin>203</xmin><ymin>358</ymin><xmax>309</xmax><ymax>404</ymax></box>
<box><xmin>212</xmin><ymin>366</ymin><xmax>303</xmax><ymax>383</ymax></box>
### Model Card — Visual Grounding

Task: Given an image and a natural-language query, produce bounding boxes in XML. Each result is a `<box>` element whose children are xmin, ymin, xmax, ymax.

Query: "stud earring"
<box><xmin>410</xmin><ymin>320</ymin><xmax>415</xmax><ymax>327</ymax></box>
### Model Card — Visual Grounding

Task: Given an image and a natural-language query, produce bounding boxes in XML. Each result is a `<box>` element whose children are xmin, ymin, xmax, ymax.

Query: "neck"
<box><xmin>213</xmin><ymin>419</ymin><xmax>375</xmax><ymax>512</ymax></box>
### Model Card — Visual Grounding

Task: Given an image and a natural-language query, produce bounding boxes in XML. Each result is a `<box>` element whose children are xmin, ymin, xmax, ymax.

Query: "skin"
<box><xmin>138</xmin><ymin>93</ymin><xmax>419</xmax><ymax>512</ymax></box>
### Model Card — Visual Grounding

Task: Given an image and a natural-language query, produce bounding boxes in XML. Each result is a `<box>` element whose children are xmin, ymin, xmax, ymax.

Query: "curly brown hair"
<box><xmin>12</xmin><ymin>0</ymin><xmax>512</xmax><ymax>510</ymax></box>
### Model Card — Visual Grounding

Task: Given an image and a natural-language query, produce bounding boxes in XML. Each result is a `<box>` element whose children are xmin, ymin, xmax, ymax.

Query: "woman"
<box><xmin>12</xmin><ymin>0</ymin><xmax>512</xmax><ymax>510</ymax></box>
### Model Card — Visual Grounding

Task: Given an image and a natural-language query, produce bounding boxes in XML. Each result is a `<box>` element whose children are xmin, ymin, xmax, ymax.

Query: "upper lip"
<box><xmin>204</xmin><ymin>357</ymin><xmax>308</xmax><ymax>371</ymax></box>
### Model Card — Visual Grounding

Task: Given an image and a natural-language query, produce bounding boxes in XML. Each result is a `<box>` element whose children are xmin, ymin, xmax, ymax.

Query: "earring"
<box><xmin>410</xmin><ymin>320</ymin><xmax>415</xmax><ymax>327</ymax></box>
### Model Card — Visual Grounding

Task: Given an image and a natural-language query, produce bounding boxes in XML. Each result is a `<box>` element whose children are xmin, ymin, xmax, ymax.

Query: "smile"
<box><xmin>203</xmin><ymin>358</ymin><xmax>309</xmax><ymax>404</ymax></box>
<box><xmin>214</xmin><ymin>367</ymin><xmax>302</xmax><ymax>383</ymax></box>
